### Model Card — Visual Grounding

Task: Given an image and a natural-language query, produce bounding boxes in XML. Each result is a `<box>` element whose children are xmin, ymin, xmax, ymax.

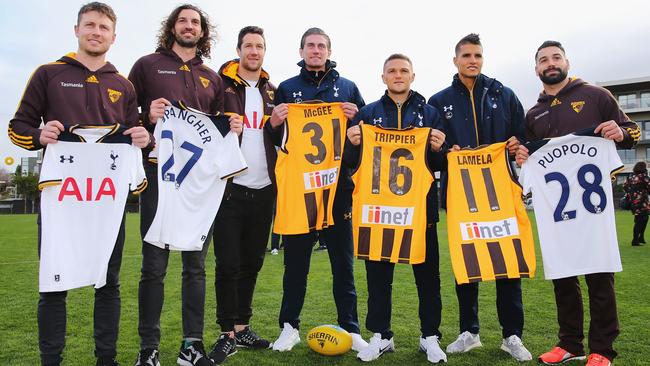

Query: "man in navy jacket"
<box><xmin>266</xmin><ymin>27</ymin><xmax>367</xmax><ymax>353</ymax></box>
<box><xmin>346</xmin><ymin>53</ymin><xmax>447</xmax><ymax>363</ymax></box>
<box><xmin>428</xmin><ymin>33</ymin><xmax>531</xmax><ymax>362</ymax></box>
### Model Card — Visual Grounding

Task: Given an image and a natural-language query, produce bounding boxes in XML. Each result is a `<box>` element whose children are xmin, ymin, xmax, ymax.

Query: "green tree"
<box><xmin>12</xmin><ymin>166</ymin><xmax>39</xmax><ymax>213</ymax></box>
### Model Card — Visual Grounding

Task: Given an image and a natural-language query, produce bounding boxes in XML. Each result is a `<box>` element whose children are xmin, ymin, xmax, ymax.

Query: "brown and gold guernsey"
<box><xmin>352</xmin><ymin>124</ymin><xmax>433</xmax><ymax>264</ymax></box>
<box><xmin>274</xmin><ymin>102</ymin><xmax>347</xmax><ymax>235</ymax></box>
<box><xmin>447</xmin><ymin>142</ymin><xmax>536</xmax><ymax>284</ymax></box>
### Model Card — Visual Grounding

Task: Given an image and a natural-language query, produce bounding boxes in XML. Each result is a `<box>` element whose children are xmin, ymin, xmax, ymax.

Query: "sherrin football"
<box><xmin>307</xmin><ymin>324</ymin><xmax>353</xmax><ymax>356</ymax></box>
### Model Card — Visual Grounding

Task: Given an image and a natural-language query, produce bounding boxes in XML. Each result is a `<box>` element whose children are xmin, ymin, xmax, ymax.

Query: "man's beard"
<box><xmin>175</xmin><ymin>34</ymin><xmax>200</xmax><ymax>48</ymax></box>
<box><xmin>240</xmin><ymin>60</ymin><xmax>261</xmax><ymax>73</ymax></box>
<box><xmin>539</xmin><ymin>67</ymin><xmax>568</xmax><ymax>85</ymax></box>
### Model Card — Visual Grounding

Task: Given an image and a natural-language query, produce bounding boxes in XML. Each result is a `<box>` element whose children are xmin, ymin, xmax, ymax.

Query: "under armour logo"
<box><xmin>333</xmin><ymin>85</ymin><xmax>339</xmax><ymax>98</ymax></box>
<box><xmin>443</xmin><ymin>105</ymin><xmax>453</xmax><ymax>112</ymax></box>
<box><xmin>201</xmin><ymin>235</ymin><xmax>207</xmax><ymax>241</ymax></box>
<box><xmin>343</xmin><ymin>212</ymin><xmax>352</xmax><ymax>220</ymax></box>
<box><xmin>292</xmin><ymin>91</ymin><xmax>302</xmax><ymax>98</ymax></box>
<box><xmin>54</xmin><ymin>274</ymin><xmax>60</xmax><ymax>282</ymax></box>
<box><xmin>373</xmin><ymin>117</ymin><xmax>382</xmax><ymax>125</ymax></box>
<box><xmin>109</xmin><ymin>151</ymin><xmax>119</xmax><ymax>170</ymax></box>
<box><xmin>59</xmin><ymin>155</ymin><xmax>74</xmax><ymax>163</ymax></box>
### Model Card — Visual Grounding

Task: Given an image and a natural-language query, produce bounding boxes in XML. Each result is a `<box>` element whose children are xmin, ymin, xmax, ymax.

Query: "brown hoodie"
<box><xmin>525</xmin><ymin>78</ymin><xmax>640</xmax><ymax>148</ymax></box>
<box><xmin>128</xmin><ymin>47</ymin><xmax>224</xmax><ymax>133</ymax></box>
<box><xmin>8</xmin><ymin>53</ymin><xmax>139</xmax><ymax>151</ymax></box>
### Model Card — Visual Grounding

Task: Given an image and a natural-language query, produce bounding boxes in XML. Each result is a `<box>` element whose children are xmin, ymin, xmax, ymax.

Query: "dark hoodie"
<box><xmin>128</xmin><ymin>47</ymin><xmax>224</xmax><ymax>134</ymax></box>
<box><xmin>9</xmin><ymin>53</ymin><xmax>139</xmax><ymax>151</ymax></box>
<box><xmin>525</xmin><ymin>77</ymin><xmax>640</xmax><ymax>148</ymax></box>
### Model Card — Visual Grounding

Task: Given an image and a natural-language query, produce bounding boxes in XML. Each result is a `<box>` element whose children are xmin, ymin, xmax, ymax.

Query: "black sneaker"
<box><xmin>178</xmin><ymin>340</ymin><xmax>215</xmax><ymax>366</ymax></box>
<box><xmin>96</xmin><ymin>357</ymin><xmax>119</xmax><ymax>366</ymax></box>
<box><xmin>134</xmin><ymin>348</ymin><xmax>160</xmax><ymax>366</ymax></box>
<box><xmin>208</xmin><ymin>333</ymin><xmax>238</xmax><ymax>364</ymax></box>
<box><xmin>235</xmin><ymin>326</ymin><xmax>271</xmax><ymax>349</ymax></box>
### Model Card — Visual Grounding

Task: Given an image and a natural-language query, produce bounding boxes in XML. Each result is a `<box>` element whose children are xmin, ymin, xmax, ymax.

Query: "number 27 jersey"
<box><xmin>145</xmin><ymin>102</ymin><xmax>247</xmax><ymax>251</ymax></box>
<box><xmin>519</xmin><ymin>133</ymin><xmax>623</xmax><ymax>279</ymax></box>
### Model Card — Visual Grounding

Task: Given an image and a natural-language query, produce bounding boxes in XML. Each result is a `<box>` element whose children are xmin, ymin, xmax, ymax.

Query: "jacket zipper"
<box><xmin>396</xmin><ymin>101</ymin><xmax>402</xmax><ymax>129</ymax></box>
<box><xmin>316</xmin><ymin>68</ymin><xmax>332</xmax><ymax>89</ymax></box>
<box><xmin>469</xmin><ymin>88</ymin><xmax>479</xmax><ymax>146</ymax></box>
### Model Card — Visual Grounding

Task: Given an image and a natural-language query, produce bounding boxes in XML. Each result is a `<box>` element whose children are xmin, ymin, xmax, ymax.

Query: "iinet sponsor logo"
<box><xmin>303</xmin><ymin>167</ymin><xmax>338</xmax><ymax>190</ymax></box>
<box><xmin>362</xmin><ymin>205</ymin><xmax>414</xmax><ymax>226</ymax></box>
<box><xmin>460</xmin><ymin>218</ymin><xmax>519</xmax><ymax>241</ymax></box>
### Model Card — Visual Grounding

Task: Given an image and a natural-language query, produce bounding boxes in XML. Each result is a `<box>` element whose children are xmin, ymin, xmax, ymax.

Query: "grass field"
<box><xmin>1</xmin><ymin>211</ymin><xmax>649</xmax><ymax>365</ymax></box>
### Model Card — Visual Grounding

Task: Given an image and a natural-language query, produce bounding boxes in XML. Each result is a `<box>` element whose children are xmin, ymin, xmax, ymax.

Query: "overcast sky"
<box><xmin>1</xmin><ymin>0</ymin><xmax>649</xmax><ymax>171</ymax></box>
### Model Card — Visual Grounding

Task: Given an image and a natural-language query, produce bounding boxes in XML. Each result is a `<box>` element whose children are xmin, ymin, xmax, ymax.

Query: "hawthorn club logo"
<box><xmin>107</xmin><ymin>88</ymin><xmax>122</xmax><ymax>103</ymax></box>
<box><xmin>199</xmin><ymin>76</ymin><xmax>210</xmax><ymax>88</ymax></box>
<box><xmin>571</xmin><ymin>101</ymin><xmax>585</xmax><ymax>113</ymax></box>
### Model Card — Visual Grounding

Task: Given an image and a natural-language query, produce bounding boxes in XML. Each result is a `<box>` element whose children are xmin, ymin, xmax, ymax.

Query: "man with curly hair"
<box><xmin>129</xmin><ymin>4</ymin><xmax>240</xmax><ymax>366</ymax></box>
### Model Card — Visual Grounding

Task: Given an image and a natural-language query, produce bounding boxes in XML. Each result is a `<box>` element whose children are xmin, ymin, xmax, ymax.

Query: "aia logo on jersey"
<box><xmin>362</xmin><ymin>204</ymin><xmax>414</xmax><ymax>226</ymax></box>
<box><xmin>303</xmin><ymin>167</ymin><xmax>338</xmax><ymax>190</ymax></box>
<box><xmin>460</xmin><ymin>218</ymin><xmax>519</xmax><ymax>240</ymax></box>
<box><xmin>244</xmin><ymin>111</ymin><xmax>265</xmax><ymax>129</ymax></box>
<box><xmin>58</xmin><ymin>177</ymin><xmax>116</xmax><ymax>201</ymax></box>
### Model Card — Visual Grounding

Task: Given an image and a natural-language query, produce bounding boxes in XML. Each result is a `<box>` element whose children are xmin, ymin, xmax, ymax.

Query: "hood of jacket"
<box><xmin>536</xmin><ymin>77</ymin><xmax>586</xmax><ymax>103</ymax></box>
<box><xmin>155</xmin><ymin>47</ymin><xmax>204</xmax><ymax>67</ymax></box>
<box><xmin>297</xmin><ymin>59</ymin><xmax>339</xmax><ymax>84</ymax></box>
<box><xmin>58</xmin><ymin>52</ymin><xmax>118</xmax><ymax>74</ymax></box>
<box><xmin>218</xmin><ymin>59</ymin><xmax>270</xmax><ymax>87</ymax></box>
<box><xmin>451</xmin><ymin>73</ymin><xmax>504</xmax><ymax>97</ymax></box>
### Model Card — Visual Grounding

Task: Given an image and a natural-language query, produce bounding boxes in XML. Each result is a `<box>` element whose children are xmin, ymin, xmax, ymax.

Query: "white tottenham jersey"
<box><xmin>145</xmin><ymin>102</ymin><xmax>247</xmax><ymax>251</ymax></box>
<box><xmin>38</xmin><ymin>125</ymin><xmax>146</xmax><ymax>292</ymax></box>
<box><xmin>519</xmin><ymin>133</ymin><xmax>623</xmax><ymax>279</ymax></box>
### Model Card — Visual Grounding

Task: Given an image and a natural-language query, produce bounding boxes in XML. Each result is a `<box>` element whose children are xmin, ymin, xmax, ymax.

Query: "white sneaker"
<box><xmin>271</xmin><ymin>249</ymin><xmax>279</xmax><ymax>255</ymax></box>
<box><xmin>446</xmin><ymin>331</ymin><xmax>482</xmax><ymax>353</ymax></box>
<box><xmin>419</xmin><ymin>335</ymin><xmax>447</xmax><ymax>363</ymax></box>
<box><xmin>500</xmin><ymin>335</ymin><xmax>532</xmax><ymax>362</ymax></box>
<box><xmin>351</xmin><ymin>333</ymin><xmax>369</xmax><ymax>352</ymax></box>
<box><xmin>357</xmin><ymin>333</ymin><xmax>394</xmax><ymax>362</ymax></box>
<box><xmin>271</xmin><ymin>322</ymin><xmax>300</xmax><ymax>352</ymax></box>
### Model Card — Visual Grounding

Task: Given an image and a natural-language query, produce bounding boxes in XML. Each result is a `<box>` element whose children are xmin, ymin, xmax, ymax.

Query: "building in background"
<box><xmin>598</xmin><ymin>76</ymin><xmax>650</xmax><ymax>183</ymax></box>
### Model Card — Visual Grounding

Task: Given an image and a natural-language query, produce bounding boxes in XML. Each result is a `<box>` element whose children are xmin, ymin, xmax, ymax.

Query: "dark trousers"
<box><xmin>455</xmin><ymin>278</ymin><xmax>523</xmax><ymax>338</ymax></box>
<box><xmin>278</xmin><ymin>191</ymin><xmax>360</xmax><ymax>333</ymax></box>
<box><xmin>213</xmin><ymin>183</ymin><xmax>275</xmax><ymax>332</ymax></box>
<box><xmin>552</xmin><ymin>273</ymin><xmax>619</xmax><ymax>361</ymax></box>
<box><xmin>633</xmin><ymin>213</ymin><xmax>648</xmax><ymax>244</ymax></box>
<box><xmin>138</xmin><ymin>163</ymin><xmax>211</xmax><ymax>349</ymax></box>
<box><xmin>38</xmin><ymin>215</ymin><xmax>125</xmax><ymax>366</ymax></box>
<box><xmin>365</xmin><ymin>225</ymin><xmax>442</xmax><ymax>339</ymax></box>
<box><xmin>271</xmin><ymin>233</ymin><xmax>282</xmax><ymax>250</ymax></box>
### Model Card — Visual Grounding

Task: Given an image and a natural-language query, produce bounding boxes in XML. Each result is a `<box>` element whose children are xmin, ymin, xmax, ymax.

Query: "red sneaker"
<box><xmin>586</xmin><ymin>354</ymin><xmax>612</xmax><ymax>366</ymax></box>
<box><xmin>538</xmin><ymin>346</ymin><xmax>586</xmax><ymax>365</ymax></box>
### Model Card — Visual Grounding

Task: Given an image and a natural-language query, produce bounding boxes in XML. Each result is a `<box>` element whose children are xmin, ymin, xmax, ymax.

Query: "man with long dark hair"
<box><xmin>129</xmin><ymin>4</ymin><xmax>240</xmax><ymax>366</ymax></box>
